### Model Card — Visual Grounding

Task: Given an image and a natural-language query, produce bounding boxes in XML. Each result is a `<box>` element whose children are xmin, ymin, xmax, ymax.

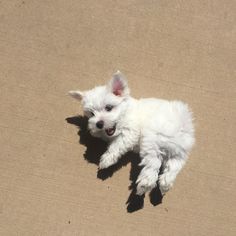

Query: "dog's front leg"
<box><xmin>99</xmin><ymin>131</ymin><xmax>138</xmax><ymax>169</ymax></box>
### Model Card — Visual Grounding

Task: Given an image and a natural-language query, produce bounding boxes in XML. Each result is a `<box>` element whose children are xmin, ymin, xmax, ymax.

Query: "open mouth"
<box><xmin>105</xmin><ymin>125</ymin><xmax>116</xmax><ymax>136</ymax></box>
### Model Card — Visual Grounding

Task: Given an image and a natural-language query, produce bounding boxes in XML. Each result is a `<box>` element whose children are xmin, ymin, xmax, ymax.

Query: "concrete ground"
<box><xmin>0</xmin><ymin>0</ymin><xmax>235</xmax><ymax>235</ymax></box>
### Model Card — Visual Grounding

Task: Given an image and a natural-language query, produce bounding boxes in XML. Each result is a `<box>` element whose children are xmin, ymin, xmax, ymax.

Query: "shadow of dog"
<box><xmin>66</xmin><ymin>116</ymin><xmax>163</xmax><ymax>212</ymax></box>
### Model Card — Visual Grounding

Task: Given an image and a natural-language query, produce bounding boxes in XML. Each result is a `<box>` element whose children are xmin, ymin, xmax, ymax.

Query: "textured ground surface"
<box><xmin>0</xmin><ymin>0</ymin><xmax>235</xmax><ymax>235</ymax></box>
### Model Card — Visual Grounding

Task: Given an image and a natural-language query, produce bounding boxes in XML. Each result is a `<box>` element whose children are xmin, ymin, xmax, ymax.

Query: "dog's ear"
<box><xmin>108</xmin><ymin>71</ymin><xmax>130</xmax><ymax>96</ymax></box>
<box><xmin>68</xmin><ymin>90</ymin><xmax>84</xmax><ymax>100</ymax></box>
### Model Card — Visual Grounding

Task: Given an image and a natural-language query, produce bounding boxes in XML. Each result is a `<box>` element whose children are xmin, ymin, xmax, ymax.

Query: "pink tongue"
<box><xmin>106</xmin><ymin>128</ymin><xmax>114</xmax><ymax>135</ymax></box>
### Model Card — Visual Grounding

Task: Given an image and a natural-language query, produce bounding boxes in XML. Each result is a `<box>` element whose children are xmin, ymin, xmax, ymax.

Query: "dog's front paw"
<box><xmin>99</xmin><ymin>154</ymin><xmax>115</xmax><ymax>170</ymax></box>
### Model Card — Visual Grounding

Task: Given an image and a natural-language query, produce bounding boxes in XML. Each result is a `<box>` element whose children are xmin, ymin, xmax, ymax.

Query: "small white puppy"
<box><xmin>69</xmin><ymin>71</ymin><xmax>195</xmax><ymax>195</ymax></box>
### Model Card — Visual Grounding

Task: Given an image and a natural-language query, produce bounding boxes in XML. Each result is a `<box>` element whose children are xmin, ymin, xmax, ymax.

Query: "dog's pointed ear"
<box><xmin>108</xmin><ymin>71</ymin><xmax>130</xmax><ymax>96</ymax></box>
<box><xmin>68</xmin><ymin>90</ymin><xmax>84</xmax><ymax>100</ymax></box>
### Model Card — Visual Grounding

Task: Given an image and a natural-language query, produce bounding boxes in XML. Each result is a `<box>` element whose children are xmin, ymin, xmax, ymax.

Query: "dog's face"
<box><xmin>69</xmin><ymin>71</ymin><xmax>130</xmax><ymax>141</ymax></box>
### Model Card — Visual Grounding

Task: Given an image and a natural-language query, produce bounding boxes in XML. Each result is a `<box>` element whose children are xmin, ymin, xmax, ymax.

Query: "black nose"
<box><xmin>96</xmin><ymin>120</ymin><xmax>104</xmax><ymax>129</ymax></box>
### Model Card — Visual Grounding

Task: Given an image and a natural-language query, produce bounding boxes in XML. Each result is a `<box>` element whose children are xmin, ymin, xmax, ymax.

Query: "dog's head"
<box><xmin>69</xmin><ymin>71</ymin><xmax>130</xmax><ymax>141</ymax></box>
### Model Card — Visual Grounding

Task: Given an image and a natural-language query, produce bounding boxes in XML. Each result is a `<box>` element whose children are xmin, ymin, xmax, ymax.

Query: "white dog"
<box><xmin>69</xmin><ymin>71</ymin><xmax>195</xmax><ymax>195</ymax></box>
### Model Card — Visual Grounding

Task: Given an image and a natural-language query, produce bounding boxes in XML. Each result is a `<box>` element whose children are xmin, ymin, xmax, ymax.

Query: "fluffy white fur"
<box><xmin>69</xmin><ymin>71</ymin><xmax>195</xmax><ymax>195</ymax></box>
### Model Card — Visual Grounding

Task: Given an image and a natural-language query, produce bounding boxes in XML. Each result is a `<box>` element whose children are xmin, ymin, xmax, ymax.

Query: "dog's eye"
<box><xmin>105</xmin><ymin>105</ymin><xmax>113</xmax><ymax>112</ymax></box>
<box><xmin>86</xmin><ymin>111</ymin><xmax>94</xmax><ymax>117</ymax></box>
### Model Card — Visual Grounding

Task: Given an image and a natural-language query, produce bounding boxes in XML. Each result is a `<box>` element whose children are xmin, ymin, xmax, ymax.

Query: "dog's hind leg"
<box><xmin>136</xmin><ymin>136</ymin><xmax>162</xmax><ymax>195</ymax></box>
<box><xmin>158</xmin><ymin>149</ymin><xmax>187</xmax><ymax>195</ymax></box>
